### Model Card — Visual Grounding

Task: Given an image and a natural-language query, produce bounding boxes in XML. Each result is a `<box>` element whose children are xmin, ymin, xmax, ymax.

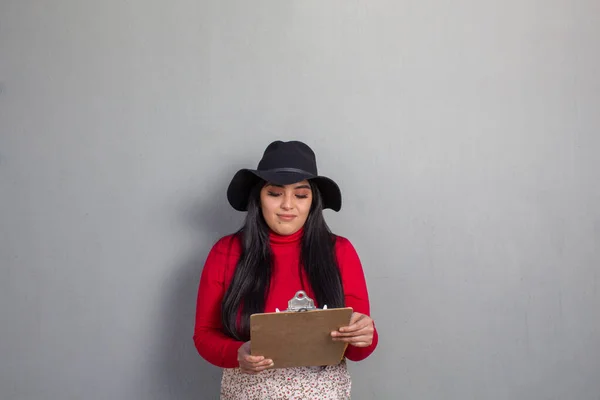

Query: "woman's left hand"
<box><xmin>331</xmin><ymin>312</ymin><xmax>374</xmax><ymax>347</ymax></box>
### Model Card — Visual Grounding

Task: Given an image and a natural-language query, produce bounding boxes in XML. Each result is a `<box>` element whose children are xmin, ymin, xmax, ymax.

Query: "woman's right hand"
<box><xmin>237</xmin><ymin>341</ymin><xmax>274</xmax><ymax>374</ymax></box>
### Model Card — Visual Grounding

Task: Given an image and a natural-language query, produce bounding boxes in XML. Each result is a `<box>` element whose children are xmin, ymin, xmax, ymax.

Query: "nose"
<box><xmin>281</xmin><ymin>192</ymin><xmax>293</xmax><ymax>210</ymax></box>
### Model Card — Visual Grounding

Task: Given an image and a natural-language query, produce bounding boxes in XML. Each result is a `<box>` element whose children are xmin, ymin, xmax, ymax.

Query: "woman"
<box><xmin>193</xmin><ymin>140</ymin><xmax>378</xmax><ymax>399</ymax></box>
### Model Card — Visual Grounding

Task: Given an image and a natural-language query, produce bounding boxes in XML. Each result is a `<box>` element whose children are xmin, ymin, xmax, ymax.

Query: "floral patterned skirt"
<box><xmin>220</xmin><ymin>361</ymin><xmax>351</xmax><ymax>400</ymax></box>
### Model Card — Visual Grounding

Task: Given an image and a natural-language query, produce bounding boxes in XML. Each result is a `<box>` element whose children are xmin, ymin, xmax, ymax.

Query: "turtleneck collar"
<box><xmin>268</xmin><ymin>227</ymin><xmax>304</xmax><ymax>245</ymax></box>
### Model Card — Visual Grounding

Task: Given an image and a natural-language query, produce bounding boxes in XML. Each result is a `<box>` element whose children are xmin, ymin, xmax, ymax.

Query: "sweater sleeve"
<box><xmin>193</xmin><ymin>237</ymin><xmax>244</xmax><ymax>368</ymax></box>
<box><xmin>336</xmin><ymin>237</ymin><xmax>379</xmax><ymax>362</ymax></box>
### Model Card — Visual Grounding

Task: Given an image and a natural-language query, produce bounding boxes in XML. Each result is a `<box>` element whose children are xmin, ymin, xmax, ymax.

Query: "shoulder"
<box><xmin>333</xmin><ymin>235</ymin><xmax>359</xmax><ymax>258</ymax></box>
<box><xmin>201</xmin><ymin>233</ymin><xmax>242</xmax><ymax>282</ymax></box>
<box><xmin>333</xmin><ymin>234</ymin><xmax>355</xmax><ymax>251</ymax></box>
<box><xmin>209</xmin><ymin>233</ymin><xmax>242</xmax><ymax>258</ymax></box>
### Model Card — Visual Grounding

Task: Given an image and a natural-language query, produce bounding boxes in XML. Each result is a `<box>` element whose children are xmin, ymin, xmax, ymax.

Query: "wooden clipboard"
<box><xmin>250</xmin><ymin>291</ymin><xmax>353</xmax><ymax>368</ymax></box>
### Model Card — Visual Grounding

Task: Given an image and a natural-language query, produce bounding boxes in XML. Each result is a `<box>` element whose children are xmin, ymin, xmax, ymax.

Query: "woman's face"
<box><xmin>260</xmin><ymin>180</ymin><xmax>313</xmax><ymax>235</ymax></box>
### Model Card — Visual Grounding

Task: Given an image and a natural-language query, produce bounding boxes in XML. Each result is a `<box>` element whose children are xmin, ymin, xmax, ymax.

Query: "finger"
<box><xmin>243</xmin><ymin>355</ymin><xmax>266</xmax><ymax>363</ymax></box>
<box><xmin>338</xmin><ymin>322</ymin><xmax>368</xmax><ymax>334</ymax></box>
<box><xmin>348</xmin><ymin>341</ymin><xmax>372</xmax><ymax>348</ymax></box>
<box><xmin>254</xmin><ymin>362</ymin><xmax>275</xmax><ymax>372</ymax></box>
<box><xmin>339</xmin><ymin>315</ymin><xmax>369</xmax><ymax>333</ymax></box>
<box><xmin>334</xmin><ymin>319</ymin><xmax>371</xmax><ymax>336</ymax></box>
<box><xmin>242</xmin><ymin>357</ymin><xmax>273</xmax><ymax>369</ymax></box>
<box><xmin>330</xmin><ymin>313</ymin><xmax>362</xmax><ymax>337</ymax></box>
<box><xmin>240</xmin><ymin>359</ymin><xmax>274</xmax><ymax>373</ymax></box>
<box><xmin>345</xmin><ymin>312</ymin><xmax>363</xmax><ymax>327</ymax></box>
<box><xmin>332</xmin><ymin>335</ymin><xmax>373</xmax><ymax>346</ymax></box>
<box><xmin>332</xmin><ymin>332</ymin><xmax>370</xmax><ymax>341</ymax></box>
<box><xmin>252</xmin><ymin>358</ymin><xmax>274</xmax><ymax>367</ymax></box>
<box><xmin>333</xmin><ymin>324</ymin><xmax>373</xmax><ymax>337</ymax></box>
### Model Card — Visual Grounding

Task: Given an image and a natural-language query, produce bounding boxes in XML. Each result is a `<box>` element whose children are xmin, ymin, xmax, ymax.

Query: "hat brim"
<box><xmin>227</xmin><ymin>169</ymin><xmax>342</xmax><ymax>212</ymax></box>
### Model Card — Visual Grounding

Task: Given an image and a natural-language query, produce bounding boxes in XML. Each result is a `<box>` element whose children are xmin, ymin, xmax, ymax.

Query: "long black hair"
<box><xmin>221</xmin><ymin>180</ymin><xmax>345</xmax><ymax>341</ymax></box>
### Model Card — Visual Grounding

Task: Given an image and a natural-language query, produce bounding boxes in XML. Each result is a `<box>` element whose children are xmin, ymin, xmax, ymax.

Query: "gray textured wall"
<box><xmin>1</xmin><ymin>1</ymin><xmax>599</xmax><ymax>399</ymax></box>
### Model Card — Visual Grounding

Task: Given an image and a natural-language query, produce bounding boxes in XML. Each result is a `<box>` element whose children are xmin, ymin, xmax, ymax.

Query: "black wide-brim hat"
<box><xmin>227</xmin><ymin>140</ymin><xmax>342</xmax><ymax>212</ymax></box>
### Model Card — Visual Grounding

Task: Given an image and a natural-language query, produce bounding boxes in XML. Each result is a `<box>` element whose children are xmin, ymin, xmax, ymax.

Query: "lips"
<box><xmin>277</xmin><ymin>214</ymin><xmax>297</xmax><ymax>221</ymax></box>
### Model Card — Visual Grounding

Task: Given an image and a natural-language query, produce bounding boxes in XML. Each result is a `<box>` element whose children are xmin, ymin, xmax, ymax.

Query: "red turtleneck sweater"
<box><xmin>193</xmin><ymin>229</ymin><xmax>378</xmax><ymax>368</ymax></box>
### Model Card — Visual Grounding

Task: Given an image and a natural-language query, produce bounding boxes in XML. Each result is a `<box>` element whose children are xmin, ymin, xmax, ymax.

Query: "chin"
<box><xmin>273</xmin><ymin>225</ymin><xmax>299</xmax><ymax>236</ymax></box>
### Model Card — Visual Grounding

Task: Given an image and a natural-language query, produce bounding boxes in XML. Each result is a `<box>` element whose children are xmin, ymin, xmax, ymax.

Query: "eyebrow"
<box><xmin>267</xmin><ymin>183</ymin><xmax>311</xmax><ymax>190</ymax></box>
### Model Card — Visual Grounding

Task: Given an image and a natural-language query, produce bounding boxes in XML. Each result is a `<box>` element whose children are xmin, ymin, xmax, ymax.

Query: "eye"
<box><xmin>295</xmin><ymin>194</ymin><xmax>309</xmax><ymax>199</ymax></box>
<box><xmin>267</xmin><ymin>191</ymin><xmax>282</xmax><ymax>197</ymax></box>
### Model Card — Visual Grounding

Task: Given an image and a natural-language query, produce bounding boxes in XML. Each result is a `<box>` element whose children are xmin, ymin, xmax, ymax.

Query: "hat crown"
<box><xmin>257</xmin><ymin>141</ymin><xmax>318</xmax><ymax>175</ymax></box>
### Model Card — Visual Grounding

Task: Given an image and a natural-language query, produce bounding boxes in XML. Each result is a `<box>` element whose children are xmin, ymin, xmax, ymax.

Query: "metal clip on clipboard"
<box><xmin>277</xmin><ymin>290</ymin><xmax>326</xmax><ymax>313</ymax></box>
